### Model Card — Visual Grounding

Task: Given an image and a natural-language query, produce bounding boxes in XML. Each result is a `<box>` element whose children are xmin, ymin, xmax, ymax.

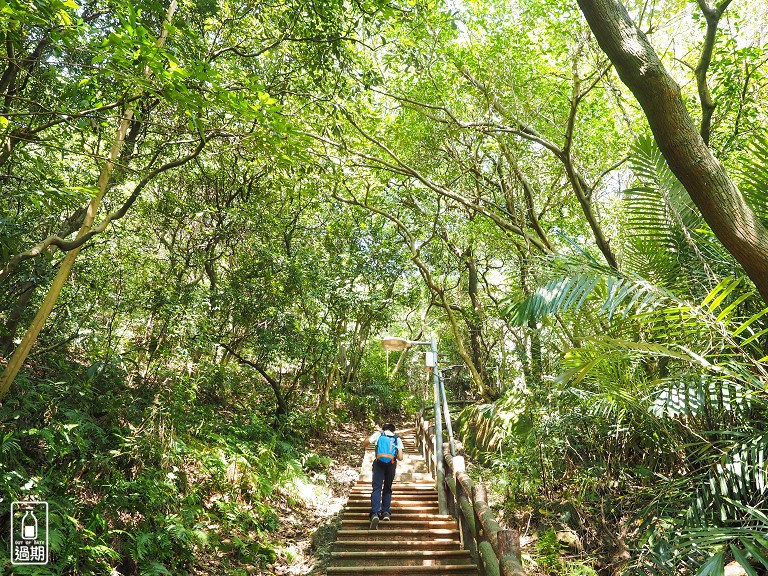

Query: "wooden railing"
<box><xmin>417</xmin><ymin>413</ymin><xmax>525</xmax><ymax>576</ymax></box>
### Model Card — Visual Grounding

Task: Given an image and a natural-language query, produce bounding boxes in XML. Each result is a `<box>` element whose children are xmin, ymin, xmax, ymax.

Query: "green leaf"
<box><xmin>742</xmin><ymin>539</ymin><xmax>768</xmax><ymax>570</ymax></box>
<box><xmin>729</xmin><ymin>545</ymin><xmax>758</xmax><ymax>576</ymax></box>
<box><xmin>696</xmin><ymin>552</ymin><xmax>724</xmax><ymax>576</ymax></box>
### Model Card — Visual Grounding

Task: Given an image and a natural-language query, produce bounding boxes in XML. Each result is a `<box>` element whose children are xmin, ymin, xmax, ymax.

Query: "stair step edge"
<box><xmin>327</xmin><ymin>565</ymin><xmax>479</xmax><ymax>574</ymax></box>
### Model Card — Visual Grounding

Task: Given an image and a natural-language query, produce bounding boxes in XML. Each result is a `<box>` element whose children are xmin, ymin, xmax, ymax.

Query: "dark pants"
<box><xmin>370</xmin><ymin>459</ymin><xmax>396</xmax><ymax>516</ymax></box>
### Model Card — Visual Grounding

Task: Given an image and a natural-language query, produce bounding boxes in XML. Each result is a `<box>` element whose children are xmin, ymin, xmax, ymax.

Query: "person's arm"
<box><xmin>363</xmin><ymin>432</ymin><xmax>378</xmax><ymax>450</ymax></box>
<box><xmin>397</xmin><ymin>437</ymin><xmax>404</xmax><ymax>461</ymax></box>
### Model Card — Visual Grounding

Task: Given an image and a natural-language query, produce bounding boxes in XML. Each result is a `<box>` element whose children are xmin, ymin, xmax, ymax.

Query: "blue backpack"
<box><xmin>375</xmin><ymin>433</ymin><xmax>399</xmax><ymax>463</ymax></box>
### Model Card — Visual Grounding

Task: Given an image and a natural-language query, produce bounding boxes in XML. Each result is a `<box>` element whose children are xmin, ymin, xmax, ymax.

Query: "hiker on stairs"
<box><xmin>363</xmin><ymin>422</ymin><xmax>404</xmax><ymax>529</ymax></box>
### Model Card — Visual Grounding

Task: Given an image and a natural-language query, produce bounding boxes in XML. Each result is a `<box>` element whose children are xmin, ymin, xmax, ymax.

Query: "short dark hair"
<box><xmin>382</xmin><ymin>423</ymin><xmax>396</xmax><ymax>432</ymax></box>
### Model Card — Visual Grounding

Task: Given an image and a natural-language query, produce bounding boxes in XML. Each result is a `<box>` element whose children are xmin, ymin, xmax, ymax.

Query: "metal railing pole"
<box><xmin>431</xmin><ymin>337</ymin><xmax>448</xmax><ymax>515</ymax></box>
<box><xmin>438</xmin><ymin>368</ymin><xmax>456</xmax><ymax>456</ymax></box>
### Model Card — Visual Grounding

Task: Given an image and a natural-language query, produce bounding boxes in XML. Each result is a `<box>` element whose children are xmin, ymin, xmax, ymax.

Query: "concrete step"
<box><xmin>347</xmin><ymin>502</ymin><xmax>438</xmax><ymax>508</ymax></box>
<box><xmin>333</xmin><ymin>540</ymin><xmax>462</xmax><ymax>552</ymax></box>
<box><xmin>347</xmin><ymin>498</ymin><xmax>438</xmax><ymax>504</ymax></box>
<box><xmin>348</xmin><ymin>494</ymin><xmax>438</xmax><ymax>502</ymax></box>
<box><xmin>349</xmin><ymin>489</ymin><xmax>434</xmax><ymax>493</ymax></box>
<box><xmin>344</xmin><ymin>507</ymin><xmax>441</xmax><ymax>516</ymax></box>
<box><xmin>346</xmin><ymin>501</ymin><xmax>439</xmax><ymax>508</ymax></box>
<box><xmin>349</xmin><ymin>488</ymin><xmax>436</xmax><ymax>495</ymax></box>
<box><xmin>358</xmin><ymin>473</ymin><xmax>435</xmax><ymax>482</ymax></box>
<box><xmin>347</xmin><ymin>494</ymin><xmax>437</xmax><ymax>501</ymax></box>
<box><xmin>349</xmin><ymin>485</ymin><xmax>436</xmax><ymax>492</ymax></box>
<box><xmin>342</xmin><ymin>519</ymin><xmax>458</xmax><ymax>530</ymax></box>
<box><xmin>346</xmin><ymin>503</ymin><xmax>439</xmax><ymax>511</ymax></box>
<box><xmin>349</xmin><ymin>484</ymin><xmax>435</xmax><ymax>491</ymax></box>
<box><xmin>336</xmin><ymin>529</ymin><xmax>460</xmax><ymax>542</ymax></box>
<box><xmin>326</xmin><ymin>565</ymin><xmax>479</xmax><ymax>575</ymax></box>
<box><xmin>331</xmin><ymin>550</ymin><xmax>474</xmax><ymax>567</ymax></box>
<box><xmin>346</xmin><ymin>499</ymin><xmax>438</xmax><ymax>505</ymax></box>
<box><xmin>347</xmin><ymin>494</ymin><xmax>438</xmax><ymax>501</ymax></box>
<box><xmin>343</xmin><ymin>513</ymin><xmax>453</xmax><ymax>521</ymax></box>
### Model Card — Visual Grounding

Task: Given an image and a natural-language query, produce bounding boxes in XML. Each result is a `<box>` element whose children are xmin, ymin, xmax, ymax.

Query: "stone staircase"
<box><xmin>326</xmin><ymin>427</ymin><xmax>479</xmax><ymax>576</ymax></box>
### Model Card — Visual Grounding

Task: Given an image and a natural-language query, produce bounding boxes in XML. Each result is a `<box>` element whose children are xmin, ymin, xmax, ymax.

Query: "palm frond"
<box><xmin>501</xmin><ymin>264</ymin><xmax>673</xmax><ymax>327</ymax></box>
<box><xmin>648</xmin><ymin>376</ymin><xmax>753</xmax><ymax>421</ymax></box>
<box><xmin>630</xmin><ymin>428</ymin><xmax>768</xmax><ymax>574</ymax></box>
<box><xmin>455</xmin><ymin>394</ymin><xmax>530</xmax><ymax>457</ymax></box>
<box><xmin>739</xmin><ymin>134</ymin><xmax>768</xmax><ymax>227</ymax></box>
<box><xmin>688</xmin><ymin>434</ymin><xmax>768</xmax><ymax>525</ymax></box>
<box><xmin>622</xmin><ymin>135</ymin><xmax>717</xmax><ymax>295</ymax></box>
<box><xmin>730</xmin><ymin>543</ymin><xmax>760</xmax><ymax>576</ymax></box>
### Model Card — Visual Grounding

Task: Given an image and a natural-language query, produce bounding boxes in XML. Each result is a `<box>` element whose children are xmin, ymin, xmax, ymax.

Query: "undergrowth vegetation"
<box><xmin>2</xmin><ymin>0</ymin><xmax>767</xmax><ymax>574</ymax></box>
<box><xmin>457</xmin><ymin>275</ymin><xmax>768</xmax><ymax>574</ymax></box>
<box><xmin>0</xmin><ymin>355</ymin><xmax>368</xmax><ymax>575</ymax></box>
<box><xmin>450</xmin><ymin>135</ymin><xmax>768</xmax><ymax>576</ymax></box>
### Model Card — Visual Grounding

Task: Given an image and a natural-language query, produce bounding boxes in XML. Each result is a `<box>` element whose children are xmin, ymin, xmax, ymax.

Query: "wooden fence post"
<box><xmin>498</xmin><ymin>529</ymin><xmax>525</xmax><ymax>576</ymax></box>
<box><xmin>417</xmin><ymin>414</ymin><xmax>524</xmax><ymax>576</ymax></box>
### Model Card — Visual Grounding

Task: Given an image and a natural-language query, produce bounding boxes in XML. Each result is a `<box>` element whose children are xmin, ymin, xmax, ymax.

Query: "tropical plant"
<box><xmin>494</xmin><ymin>135</ymin><xmax>768</xmax><ymax>574</ymax></box>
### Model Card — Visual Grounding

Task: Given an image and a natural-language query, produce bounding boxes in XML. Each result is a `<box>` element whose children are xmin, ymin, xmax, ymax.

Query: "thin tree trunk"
<box><xmin>0</xmin><ymin>2</ymin><xmax>178</xmax><ymax>401</ymax></box>
<box><xmin>465</xmin><ymin>249</ymin><xmax>493</xmax><ymax>399</ymax></box>
<box><xmin>0</xmin><ymin>205</ymin><xmax>89</xmax><ymax>351</ymax></box>
<box><xmin>344</xmin><ymin>320</ymin><xmax>371</xmax><ymax>386</ymax></box>
<box><xmin>321</xmin><ymin>364</ymin><xmax>338</xmax><ymax>410</ymax></box>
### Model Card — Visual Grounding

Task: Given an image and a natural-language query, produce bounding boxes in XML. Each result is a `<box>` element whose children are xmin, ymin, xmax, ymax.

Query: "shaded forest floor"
<box><xmin>266</xmin><ymin>420</ymin><xmax>371</xmax><ymax>576</ymax></box>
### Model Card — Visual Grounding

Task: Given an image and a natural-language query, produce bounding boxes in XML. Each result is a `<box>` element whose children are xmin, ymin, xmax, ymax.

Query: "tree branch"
<box><xmin>220</xmin><ymin>342</ymin><xmax>288</xmax><ymax>417</ymax></box>
<box><xmin>694</xmin><ymin>0</ymin><xmax>734</xmax><ymax>144</ymax></box>
<box><xmin>0</xmin><ymin>138</ymin><xmax>206</xmax><ymax>282</ymax></box>
<box><xmin>330</xmin><ymin>115</ymin><xmax>551</xmax><ymax>254</ymax></box>
<box><xmin>333</xmin><ymin>188</ymin><xmax>489</xmax><ymax>398</ymax></box>
<box><xmin>460</xmin><ymin>65</ymin><xmax>618</xmax><ymax>268</ymax></box>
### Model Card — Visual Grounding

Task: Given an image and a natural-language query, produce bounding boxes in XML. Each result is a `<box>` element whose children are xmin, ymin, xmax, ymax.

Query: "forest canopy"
<box><xmin>1</xmin><ymin>0</ymin><xmax>767</xmax><ymax>574</ymax></box>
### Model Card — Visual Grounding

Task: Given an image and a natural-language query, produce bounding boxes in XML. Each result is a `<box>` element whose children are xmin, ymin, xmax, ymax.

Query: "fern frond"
<box><xmin>623</xmin><ymin>135</ymin><xmax>717</xmax><ymax>295</ymax></box>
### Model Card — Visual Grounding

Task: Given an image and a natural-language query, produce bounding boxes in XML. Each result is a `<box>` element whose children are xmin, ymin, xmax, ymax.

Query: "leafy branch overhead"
<box><xmin>1</xmin><ymin>0</ymin><xmax>768</xmax><ymax>574</ymax></box>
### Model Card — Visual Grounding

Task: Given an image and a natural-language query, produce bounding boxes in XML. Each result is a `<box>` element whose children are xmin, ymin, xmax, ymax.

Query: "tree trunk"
<box><xmin>0</xmin><ymin>2</ymin><xmax>179</xmax><ymax>401</ymax></box>
<box><xmin>321</xmin><ymin>364</ymin><xmax>338</xmax><ymax>410</ymax></box>
<box><xmin>518</xmin><ymin>251</ymin><xmax>541</xmax><ymax>389</ymax></box>
<box><xmin>221</xmin><ymin>344</ymin><xmax>289</xmax><ymax>421</ymax></box>
<box><xmin>529</xmin><ymin>320</ymin><xmax>542</xmax><ymax>386</ymax></box>
<box><xmin>465</xmin><ymin>249</ymin><xmax>493</xmax><ymax>399</ymax></box>
<box><xmin>577</xmin><ymin>0</ymin><xmax>768</xmax><ymax>303</ymax></box>
<box><xmin>344</xmin><ymin>318</ymin><xmax>371</xmax><ymax>387</ymax></box>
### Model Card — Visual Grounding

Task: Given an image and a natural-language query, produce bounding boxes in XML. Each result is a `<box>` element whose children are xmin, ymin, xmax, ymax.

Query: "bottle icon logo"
<box><xmin>22</xmin><ymin>508</ymin><xmax>38</xmax><ymax>540</ymax></box>
<box><xmin>11</xmin><ymin>501</ymin><xmax>49</xmax><ymax>565</ymax></box>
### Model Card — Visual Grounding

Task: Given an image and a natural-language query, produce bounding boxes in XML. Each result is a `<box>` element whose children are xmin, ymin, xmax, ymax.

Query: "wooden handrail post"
<box><xmin>499</xmin><ymin>529</ymin><xmax>525</xmax><ymax>576</ymax></box>
<box><xmin>416</xmin><ymin>413</ymin><xmax>524</xmax><ymax>576</ymax></box>
<box><xmin>428</xmin><ymin>423</ymin><xmax>436</xmax><ymax>475</ymax></box>
<box><xmin>452</xmin><ymin>453</ymin><xmax>480</xmax><ymax>565</ymax></box>
<box><xmin>443</xmin><ymin>443</ymin><xmax>457</xmax><ymax>517</ymax></box>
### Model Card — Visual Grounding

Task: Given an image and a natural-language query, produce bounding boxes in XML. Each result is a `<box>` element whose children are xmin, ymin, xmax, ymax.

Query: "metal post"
<box><xmin>438</xmin><ymin>368</ymin><xmax>456</xmax><ymax>456</ymax></box>
<box><xmin>431</xmin><ymin>337</ymin><xmax>448</xmax><ymax>515</ymax></box>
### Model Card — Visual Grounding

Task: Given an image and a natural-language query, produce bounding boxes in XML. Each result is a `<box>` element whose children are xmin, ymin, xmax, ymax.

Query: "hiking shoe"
<box><xmin>369</xmin><ymin>514</ymin><xmax>379</xmax><ymax>530</ymax></box>
<box><xmin>381</xmin><ymin>512</ymin><xmax>391</xmax><ymax>521</ymax></box>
